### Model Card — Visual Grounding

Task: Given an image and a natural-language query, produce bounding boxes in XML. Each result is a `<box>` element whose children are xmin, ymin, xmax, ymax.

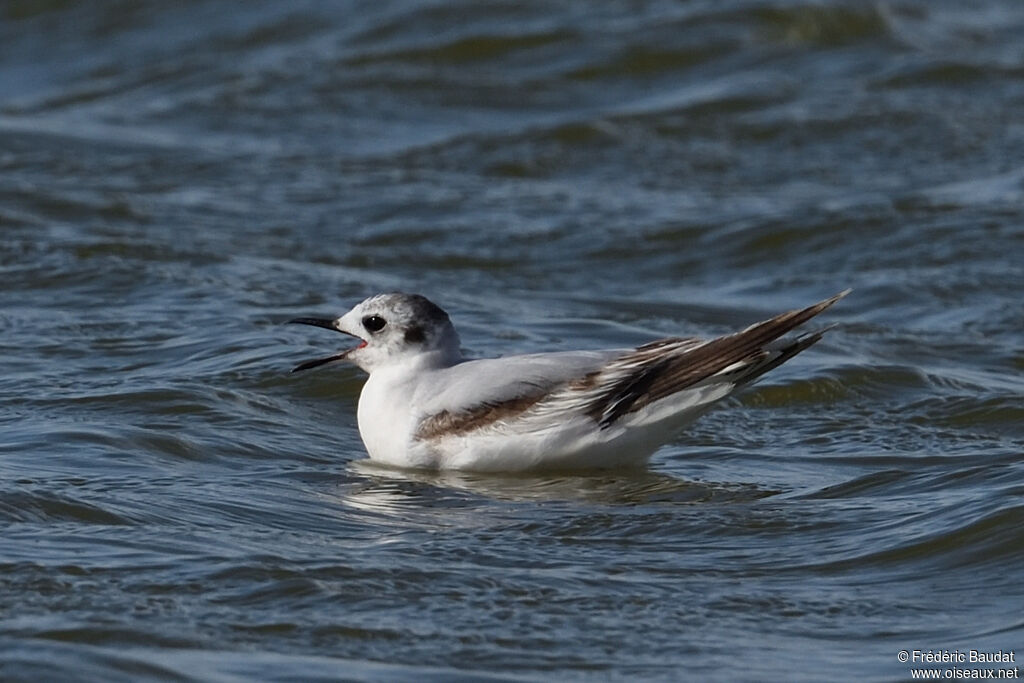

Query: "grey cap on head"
<box><xmin>364</xmin><ymin>292</ymin><xmax>450</xmax><ymax>325</ymax></box>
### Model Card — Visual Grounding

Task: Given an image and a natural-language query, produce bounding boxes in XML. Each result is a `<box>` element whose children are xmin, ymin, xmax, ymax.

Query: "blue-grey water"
<box><xmin>2</xmin><ymin>1</ymin><xmax>1023</xmax><ymax>681</ymax></box>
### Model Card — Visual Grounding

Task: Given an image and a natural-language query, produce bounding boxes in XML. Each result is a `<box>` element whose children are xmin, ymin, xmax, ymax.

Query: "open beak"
<box><xmin>287</xmin><ymin>317</ymin><xmax>365</xmax><ymax>372</ymax></box>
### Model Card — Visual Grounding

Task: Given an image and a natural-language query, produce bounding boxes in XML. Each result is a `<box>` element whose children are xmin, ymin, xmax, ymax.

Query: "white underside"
<box><xmin>356</xmin><ymin>358</ymin><xmax>734</xmax><ymax>472</ymax></box>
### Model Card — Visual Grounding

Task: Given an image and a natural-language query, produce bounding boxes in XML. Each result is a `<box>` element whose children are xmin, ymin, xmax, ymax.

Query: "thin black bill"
<box><xmin>287</xmin><ymin>317</ymin><xmax>340</xmax><ymax>331</ymax></box>
<box><xmin>291</xmin><ymin>351</ymin><xmax>350</xmax><ymax>373</ymax></box>
<box><xmin>287</xmin><ymin>316</ymin><xmax>361</xmax><ymax>372</ymax></box>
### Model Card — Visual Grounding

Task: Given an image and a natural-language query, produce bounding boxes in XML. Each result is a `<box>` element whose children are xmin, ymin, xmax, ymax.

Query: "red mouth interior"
<box><xmin>357</xmin><ymin>340</ymin><xmax>367</xmax><ymax>349</ymax></box>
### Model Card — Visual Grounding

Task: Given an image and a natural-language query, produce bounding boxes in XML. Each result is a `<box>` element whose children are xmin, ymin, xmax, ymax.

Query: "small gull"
<box><xmin>288</xmin><ymin>290</ymin><xmax>848</xmax><ymax>472</ymax></box>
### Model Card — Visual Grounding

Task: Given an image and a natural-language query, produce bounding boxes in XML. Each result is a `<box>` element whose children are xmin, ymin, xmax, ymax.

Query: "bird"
<box><xmin>288</xmin><ymin>290</ymin><xmax>848</xmax><ymax>472</ymax></box>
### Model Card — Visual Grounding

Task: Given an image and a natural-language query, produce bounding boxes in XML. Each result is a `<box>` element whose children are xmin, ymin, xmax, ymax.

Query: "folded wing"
<box><xmin>549</xmin><ymin>290</ymin><xmax>850</xmax><ymax>429</ymax></box>
<box><xmin>413</xmin><ymin>291</ymin><xmax>849</xmax><ymax>440</ymax></box>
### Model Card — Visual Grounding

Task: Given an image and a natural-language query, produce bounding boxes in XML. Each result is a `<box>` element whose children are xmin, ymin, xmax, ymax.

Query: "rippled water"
<box><xmin>2</xmin><ymin>1</ymin><xmax>1023</xmax><ymax>681</ymax></box>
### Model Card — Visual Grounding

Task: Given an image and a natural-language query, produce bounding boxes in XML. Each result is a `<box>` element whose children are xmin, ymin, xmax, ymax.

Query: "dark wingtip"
<box><xmin>779</xmin><ymin>289</ymin><xmax>851</xmax><ymax>330</ymax></box>
<box><xmin>806</xmin><ymin>289</ymin><xmax>852</xmax><ymax>316</ymax></box>
<box><xmin>828</xmin><ymin>288</ymin><xmax>852</xmax><ymax>305</ymax></box>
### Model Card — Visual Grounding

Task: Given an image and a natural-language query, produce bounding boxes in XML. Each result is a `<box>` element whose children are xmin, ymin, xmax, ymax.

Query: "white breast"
<box><xmin>355</xmin><ymin>366</ymin><xmax>434</xmax><ymax>468</ymax></box>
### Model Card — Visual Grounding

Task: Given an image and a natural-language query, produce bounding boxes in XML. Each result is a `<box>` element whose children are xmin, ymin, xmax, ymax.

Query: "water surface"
<box><xmin>2</xmin><ymin>1</ymin><xmax>1023</xmax><ymax>681</ymax></box>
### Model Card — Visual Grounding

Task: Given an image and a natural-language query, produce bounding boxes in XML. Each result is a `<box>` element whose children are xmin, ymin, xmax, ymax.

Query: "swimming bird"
<box><xmin>288</xmin><ymin>290</ymin><xmax>848</xmax><ymax>472</ymax></box>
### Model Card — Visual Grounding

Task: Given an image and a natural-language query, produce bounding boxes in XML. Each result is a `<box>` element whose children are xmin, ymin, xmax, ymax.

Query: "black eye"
<box><xmin>362</xmin><ymin>315</ymin><xmax>386</xmax><ymax>333</ymax></box>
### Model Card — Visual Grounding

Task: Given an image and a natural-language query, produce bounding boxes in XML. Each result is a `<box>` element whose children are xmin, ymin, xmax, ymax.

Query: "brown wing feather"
<box><xmin>415</xmin><ymin>394</ymin><xmax>547</xmax><ymax>440</ymax></box>
<box><xmin>585</xmin><ymin>290</ymin><xmax>849</xmax><ymax>428</ymax></box>
<box><xmin>413</xmin><ymin>291</ymin><xmax>849</xmax><ymax>439</ymax></box>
